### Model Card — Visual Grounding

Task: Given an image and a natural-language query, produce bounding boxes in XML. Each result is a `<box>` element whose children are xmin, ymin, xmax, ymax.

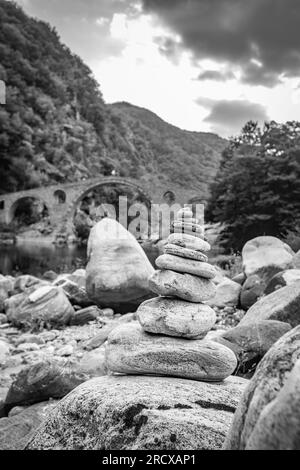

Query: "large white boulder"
<box><xmin>242</xmin><ymin>236</ymin><xmax>294</xmax><ymax>283</ymax></box>
<box><xmin>86</xmin><ymin>219</ymin><xmax>154</xmax><ymax>311</ymax></box>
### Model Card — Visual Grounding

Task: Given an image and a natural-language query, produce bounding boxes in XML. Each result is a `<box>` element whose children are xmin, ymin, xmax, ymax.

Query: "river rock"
<box><xmin>239</xmin><ymin>280</ymin><xmax>300</xmax><ymax>327</ymax></box>
<box><xmin>221</xmin><ymin>320</ymin><xmax>292</xmax><ymax>353</ymax></box>
<box><xmin>0</xmin><ymin>401</ymin><xmax>58</xmax><ymax>450</ymax></box>
<box><xmin>68</xmin><ymin>269</ymin><xmax>86</xmax><ymax>288</ymax></box>
<box><xmin>164</xmin><ymin>244</ymin><xmax>208</xmax><ymax>262</ymax></box>
<box><xmin>86</xmin><ymin>219</ymin><xmax>154</xmax><ymax>312</ymax></box>
<box><xmin>0</xmin><ymin>274</ymin><xmax>14</xmax><ymax>295</ymax></box>
<box><xmin>4</xmin><ymin>357</ymin><xmax>92</xmax><ymax>413</ymax></box>
<box><xmin>173</xmin><ymin>221</ymin><xmax>204</xmax><ymax>238</ymax></box>
<box><xmin>106</xmin><ymin>323</ymin><xmax>237</xmax><ymax>381</ymax></box>
<box><xmin>25</xmin><ymin>374</ymin><xmax>247</xmax><ymax>450</ymax></box>
<box><xmin>155</xmin><ymin>254</ymin><xmax>216</xmax><ymax>279</ymax></box>
<box><xmin>232</xmin><ymin>272</ymin><xmax>246</xmax><ymax>286</ymax></box>
<box><xmin>168</xmin><ymin>233</ymin><xmax>210</xmax><ymax>252</ymax></box>
<box><xmin>83</xmin><ymin>313</ymin><xmax>135</xmax><ymax>351</ymax></box>
<box><xmin>149</xmin><ymin>270</ymin><xmax>216</xmax><ymax>302</ymax></box>
<box><xmin>0</xmin><ymin>340</ymin><xmax>10</xmax><ymax>367</ymax></box>
<box><xmin>5</xmin><ymin>285</ymin><xmax>74</xmax><ymax>330</ymax></box>
<box><xmin>53</xmin><ymin>277</ymin><xmax>92</xmax><ymax>307</ymax></box>
<box><xmin>70</xmin><ymin>306</ymin><xmax>102</xmax><ymax>326</ymax></box>
<box><xmin>209</xmin><ymin>278</ymin><xmax>241</xmax><ymax>308</ymax></box>
<box><xmin>0</xmin><ymin>275</ymin><xmax>13</xmax><ymax>312</ymax></box>
<box><xmin>245</xmin><ymin>360</ymin><xmax>300</xmax><ymax>449</ymax></box>
<box><xmin>43</xmin><ymin>271</ymin><xmax>58</xmax><ymax>281</ymax></box>
<box><xmin>242</xmin><ymin>236</ymin><xmax>294</xmax><ymax>283</ymax></box>
<box><xmin>224</xmin><ymin>326</ymin><xmax>300</xmax><ymax>449</ymax></box>
<box><xmin>264</xmin><ymin>269</ymin><xmax>300</xmax><ymax>295</ymax></box>
<box><xmin>137</xmin><ymin>297</ymin><xmax>216</xmax><ymax>338</ymax></box>
<box><xmin>14</xmin><ymin>334</ymin><xmax>45</xmax><ymax>346</ymax></box>
<box><xmin>13</xmin><ymin>275</ymin><xmax>49</xmax><ymax>295</ymax></box>
<box><xmin>0</xmin><ymin>313</ymin><xmax>7</xmax><ymax>325</ymax></box>
<box><xmin>240</xmin><ymin>275</ymin><xmax>264</xmax><ymax>310</ymax></box>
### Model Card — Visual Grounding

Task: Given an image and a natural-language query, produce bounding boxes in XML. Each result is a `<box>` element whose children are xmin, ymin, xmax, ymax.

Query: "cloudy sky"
<box><xmin>14</xmin><ymin>0</ymin><xmax>300</xmax><ymax>137</ymax></box>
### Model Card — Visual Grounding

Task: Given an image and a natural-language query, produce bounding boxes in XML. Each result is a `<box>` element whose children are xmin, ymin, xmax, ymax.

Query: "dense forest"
<box><xmin>0</xmin><ymin>0</ymin><xmax>225</xmax><ymax>197</ymax></box>
<box><xmin>207</xmin><ymin>120</ymin><xmax>300</xmax><ymax>252</ymax></box>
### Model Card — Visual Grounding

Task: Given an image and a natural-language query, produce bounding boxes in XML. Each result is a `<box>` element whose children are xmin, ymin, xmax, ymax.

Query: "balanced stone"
<box><xmin>164</xmin><ymin>244</ymin><xmax>208</xmax><ymax>262</ymax></box>
<box><xmin>106</xmin><ymin>323</ymin><xmax>238</xmax><ymax>382</ymax></box>
<box><xmin>177</xmin><ymin>218</ymin><xmax>199</xmax><ymax>224</ymax></box>
<box><xmin>168</xmin><ymin>233</ymin><xmax>211</xmax><ymax>252</ymax></box>
<box><xmin>137</xmin><ymin>297</ymin><xmax>216</xmax><ymax>338</ymax></box>
<box><xmin>156</xmin><ymin>254</ymin><xmax>216</xmax><ymax>279</ymax></box>
<box><xmin>177</xmin><ymin>208</ymin><xmax>193</xmax><ymax>219</ymax></box>
<box><xmin>173</xmin><ymin>221</ymin><xmax>204</xmax><ymax>238</ymax></box>
<box><xmin>149</xmin><ymin>270</ymin><xmax>216</xmax><ymax>302</ymax></box>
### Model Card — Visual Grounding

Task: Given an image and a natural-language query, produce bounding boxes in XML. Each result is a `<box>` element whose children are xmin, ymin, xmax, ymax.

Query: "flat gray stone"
<box><xmin>173</xmin><ymin>221</ymin><xmax>204</xmax><ymax>237</ymax></box>
<box><xmin>168</xmin><ymin>233</ymin><xmax>211</xmax><ymax>252</ymax></box>
<box><xmin>105</xmin><ymin>323</ymin><xmax>237</xmax><ymax>382</ymax></box>
<box><xmin>137</xmin><ymin>297</ymin><xmax>216</xmax><ymax>338</ymax></box>
<box><xmin>149</xmin><ymin>270</ymin><xmax>216</xmax><ymax>302</ymax></box>
<box><xmin>164</xmin><ymin>244</ymin><xmax>208</xmax><ymax>262</ymax></box>
<box><xmin>26</xmin><ymin>375</ymin><xmax>248</xmax><ymax>450</ymax></box>
<box><xmin>156</xmin><ymin>254</ymin><xmax>216</xmax><ymax>279</ymax></box>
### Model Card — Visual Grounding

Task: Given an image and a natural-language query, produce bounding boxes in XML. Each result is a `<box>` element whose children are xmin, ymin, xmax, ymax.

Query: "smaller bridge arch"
<box><xmin>9</xmin><ymin>196</ymin><xmax>50</xmax><ymax>226</ymax></box>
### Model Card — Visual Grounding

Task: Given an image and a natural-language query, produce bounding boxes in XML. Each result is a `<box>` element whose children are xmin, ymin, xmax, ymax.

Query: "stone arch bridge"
<box><xmin>0</xmin><ymin>177</ymin><xmax>205</xmax><ymax>238</ymax></box>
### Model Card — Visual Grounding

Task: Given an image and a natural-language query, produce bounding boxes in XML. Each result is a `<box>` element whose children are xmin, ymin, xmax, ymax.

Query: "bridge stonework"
<box><xmin>0</xmin><ymin>176</ymin><xmax>206</xmax><ymax>237</ymax></box>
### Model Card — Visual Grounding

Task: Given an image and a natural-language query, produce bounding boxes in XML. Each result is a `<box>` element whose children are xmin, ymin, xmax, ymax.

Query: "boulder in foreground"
<box><xmin>86</xmin><ymin>219</ymin><xmax>154</xmax><ymax>312</ymax></box>
<box><xmin>224</xmin><ymin>326</ymin><xmax>300</xmax><ymax>449</ymax></box>
<box><xmin>26</xmin><ymin>375</ymin><xmax>247</xmax><ymax>450</ymax></box>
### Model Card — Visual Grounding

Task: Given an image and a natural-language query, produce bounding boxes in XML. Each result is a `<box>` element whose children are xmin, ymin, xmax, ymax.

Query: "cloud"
<box><xmin>142</xmin><ymin>0</ymin><xmax>300</xmax><ymax>87</ymax></box>
<box><xmin>196</xmin><ymin>70</ymin><xmax>235</xmax><ymax>82</ymax></box>
<box><xmin>14</xmin><ymin>0</ymin><xmax>140</xmax><ymax>62</ymax></box>
<box><xmin>196</xmin><ymin>98</ymin><xmax>269</xmax><ymax>136</ymax></box>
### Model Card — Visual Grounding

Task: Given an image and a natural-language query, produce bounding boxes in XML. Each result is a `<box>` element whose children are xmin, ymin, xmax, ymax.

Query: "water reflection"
<box><xmin>0</xmin><ymin>242</ymin><xmax>159</xmax><ymax>277</ymax></box>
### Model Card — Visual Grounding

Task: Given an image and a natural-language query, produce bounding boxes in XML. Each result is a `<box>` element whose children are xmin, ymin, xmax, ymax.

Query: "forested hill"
<box><xmin>0</xmin><ymin>0</ymin><xmax>226</xmax><ymax>197</ymax></box>
<box><xmin>109</xmin><ymin>102</ymin><xmax>226</xmax><ymax>196</ymax></box>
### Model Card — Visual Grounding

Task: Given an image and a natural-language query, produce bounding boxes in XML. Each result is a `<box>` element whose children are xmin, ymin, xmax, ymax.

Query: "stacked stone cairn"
<box><xmin>106</xmin><ymin>208</ymin><xmax>237</xmax><ymax>382</ymax></box>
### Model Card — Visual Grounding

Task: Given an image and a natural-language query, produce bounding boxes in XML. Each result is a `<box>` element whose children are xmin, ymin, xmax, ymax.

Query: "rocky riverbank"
<box><xmin>1</xmin><ymin>222</ymin><xmax>300</xmax><ymax>449</ymax></box>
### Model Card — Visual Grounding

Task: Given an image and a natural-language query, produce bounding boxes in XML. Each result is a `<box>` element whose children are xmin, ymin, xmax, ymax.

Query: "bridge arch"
<box><xmin>9</xmin><ymin>196</ymin><xmax>50</xmax><ymax>226</ymax></box>
<box><xmin>68</xmin><ymin>177</ymin><xmax>153</xmax><ymax>223</ymax></box>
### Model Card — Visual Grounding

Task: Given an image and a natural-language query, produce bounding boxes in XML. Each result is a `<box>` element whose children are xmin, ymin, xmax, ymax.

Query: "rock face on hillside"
<box><xmin>86</xmin><ymin>219</ymin><xmax>154</xmax><ymax>312</ymax></box>
<box><xmin>224</xmin><ymin>326</ymin><xmax>300</xmax><ymax>449</ymax></box>
<box><xmin>26</xmin><ymin>375</ymin><xmax>247</xmax><ymax>450</ymax></box>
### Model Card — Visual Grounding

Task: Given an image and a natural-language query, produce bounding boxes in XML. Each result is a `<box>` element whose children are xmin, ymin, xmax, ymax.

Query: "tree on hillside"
<box><xmin>207</xmin><ymin>120</ymin><xmax>300</xmax><ymax>252</ymax></box>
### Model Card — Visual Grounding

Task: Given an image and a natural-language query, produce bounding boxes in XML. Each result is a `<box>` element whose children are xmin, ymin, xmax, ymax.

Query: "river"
<box><xmin>0</xmin><ymin>242</ymin><xmax>160</xmax><ymax>278</ymax></box>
